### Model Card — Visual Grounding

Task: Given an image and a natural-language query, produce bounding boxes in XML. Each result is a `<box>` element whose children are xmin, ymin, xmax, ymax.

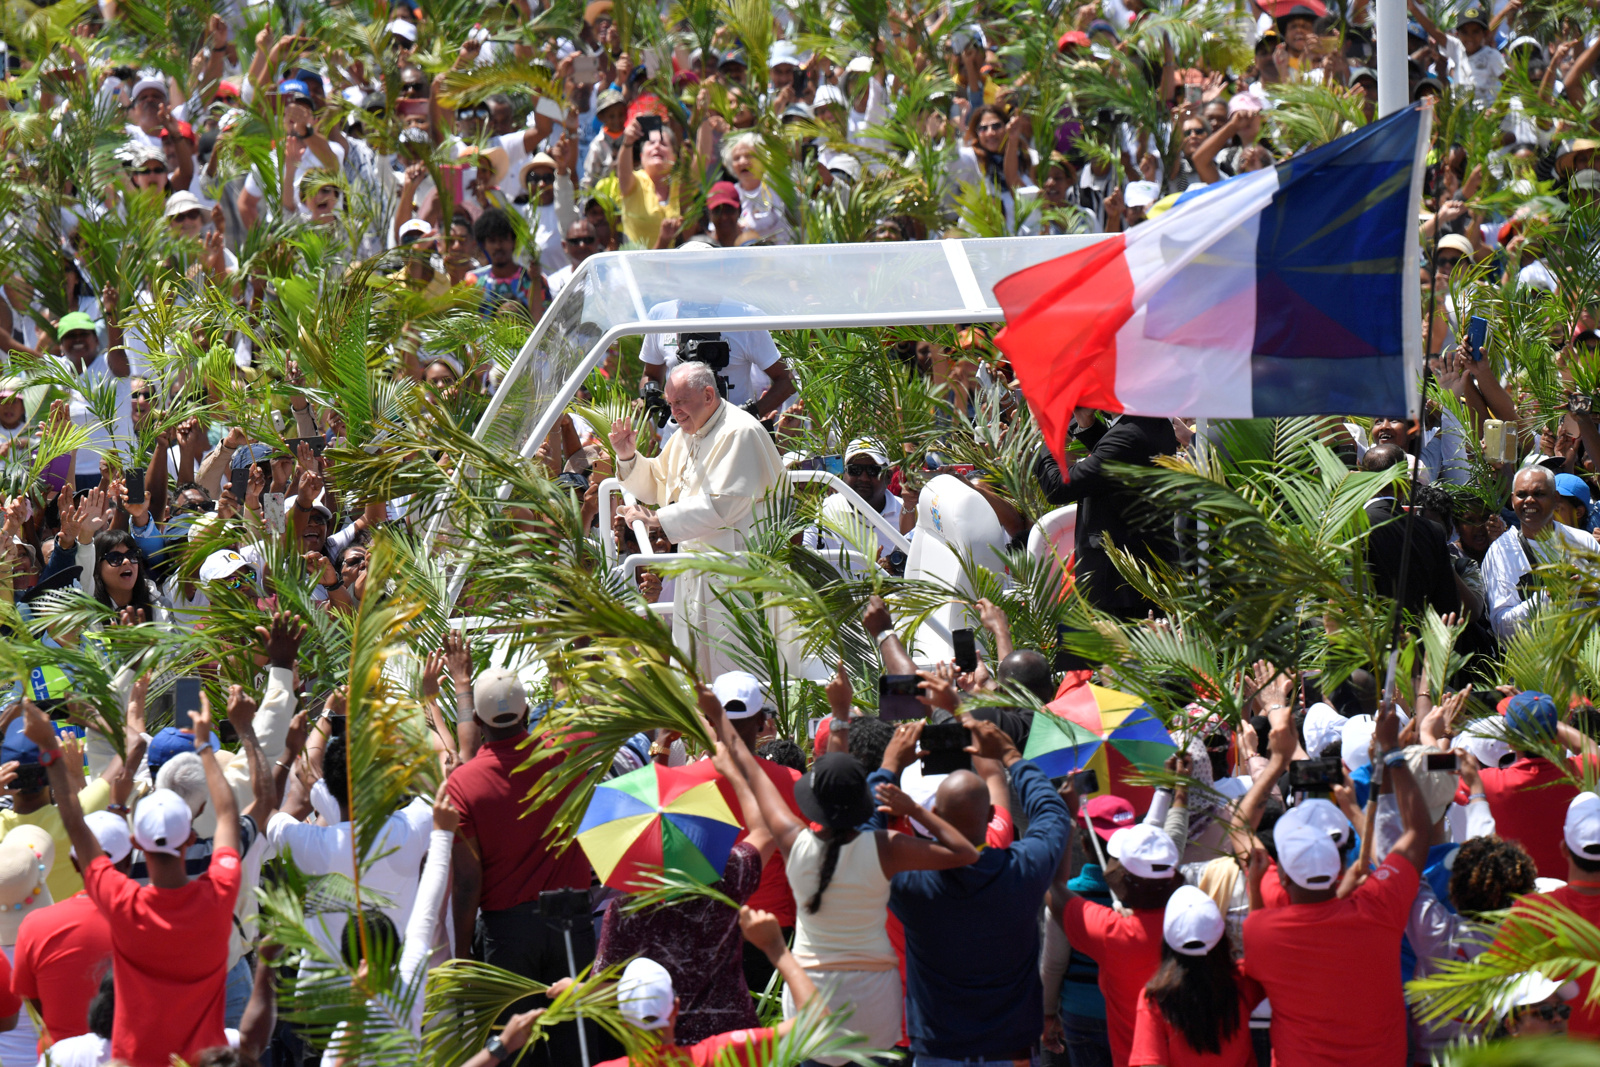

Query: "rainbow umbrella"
<box><xmin>576</xmin><ymin>761</ymin><xmax>745</xmax><ymax>892</ymax></box>
<box><xmin>1025</xmin><ymin>680</ymin><xmax>1177</xmax><ymax>811</ymax></box>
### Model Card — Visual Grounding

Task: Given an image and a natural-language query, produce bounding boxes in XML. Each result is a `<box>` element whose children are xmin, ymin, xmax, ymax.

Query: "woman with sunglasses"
<box><xmin>85</xmin><ymin>530</ymin><xmax>169</xmax><ymax>624</ymax></box>
<box><xmin>948</xmin><ymin>104</ymin><xmax>1026</xmax><ymax>232</ymax></box>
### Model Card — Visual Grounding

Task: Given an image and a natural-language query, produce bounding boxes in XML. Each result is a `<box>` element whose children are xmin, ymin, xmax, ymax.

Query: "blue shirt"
<box><xmin>888</xmin><ymin>759</ymin><xmax>1070</xmax><ymax>1059</ymax></box>
<box><xmin>1061</xmin><ymin>863</ymin><xmax>1112</xmax><ymax>1020</ymax></box>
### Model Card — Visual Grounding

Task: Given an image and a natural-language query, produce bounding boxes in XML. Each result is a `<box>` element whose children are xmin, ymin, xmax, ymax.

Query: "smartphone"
<box><xmin>920</xmin><ymin>722</ymin><xmax>972</xmax><ymax>775</ymax></box>
<box><xmin>229</xmin><ymin>465</ymin><xmax>249</xmax><ymax>502</ymax></box>
<box><xmin>36</xmin><ymin>698</ymin><xmax>67</xmax><ymax>721</ymax></box>
<box><xmin>1185</xmin><ymin>83</ymin><xmax>1203</xmax><ymax>102</ymax></box>
<box><xmin>573</xmin><ymin>53</ymin><xmax>600</xmax><ymax>82</ymax></box>
<box><xmin>285</xmin><ymin>435</ymin><xmax>327</xmax><ymax>456</ymax></box>
<box><xmin>951</xmin><ymin>628</ymin><xmax>978</xmax><ymax>674</ymax></box>
<box><xmin>175</xmin><ymin>677</ymin><xmax>203</xmax><ymax>723</ymax></box>
<box><xmin>262</xmin><ymin>492</ymin><xmax>286</xmax><ymax>538</ymax></box>
<box><xmin>1465</xmin><ymin>315</ymin><xmax>1489</xmax><ymax>362</ymax></box>
<box><xmin>1483</xmin><ymin>418</ymin><xmax>1517</xmax><ymax>464</ymax></box>
<box><xmin>637</xmin><ymin>113</ymin><xmax>663</xmax><ymax>140</ymax></box>
<box><xmin>1288</xmin><ymin>756</ymin><xmax>1343</xmax><ymax>791</ymax></box>
<box><xmin>216</xmin><ymin>719</ymin><xmax>239</xmax><ymax>745</ymax></box>
<box><xmin>327</xmin><ymin>712</ymin><xmax>347</xmax><ymax>738</ymax></box>
<box><xmin>436</xmin><ymin>163</ymin><xmax>466</xmax><ymax>207</ymax></box>
<box><xmin>792</xmin><ymin>69</ymin><xmax>808</xmax><ymax>96</ymax></box>
<box><xmin>1072</xmin><ymin>767</ymin><xmax>1099</xmax><ymax>794</ymax></box>
<box><xmin>1425</xmin><ymin>751</ymin><xmax>1459</xmax><ymax>772</ymax></box>
<box><xmin>878</xmin><ymin>673</ymin><xmax>926</xmax><ymax>721</ymax></box>
<box><xmin>124</xmin><ymin>467</ymin><xmax>146</xmax><ymax>505</ymax></box>
<box><xmin>535</xmin><ymin>95</ymin><xmax>567</xmax><ymax>122</ymax></box>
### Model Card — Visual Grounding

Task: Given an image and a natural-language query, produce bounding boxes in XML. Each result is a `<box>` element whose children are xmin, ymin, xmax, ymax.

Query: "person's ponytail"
<box><xmin>805</xmin><ymin>833</ymin><xmax>846</xmax><ymax>915</ymax></box>
<box><xmin>1145</xmin><ymin>937</ymin><xmax>1242</xmax><ymax>1055</ymax></box>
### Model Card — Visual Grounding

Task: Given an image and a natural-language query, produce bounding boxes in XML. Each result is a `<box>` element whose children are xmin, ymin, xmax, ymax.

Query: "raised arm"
<box><xmin>227</xmin><ymin>685</ymin><xmax>277</xmax><ymax>821</ymax></box>
<box><xmin>875</xmin><ymin>780</ymin><xmax>981</xmax><ymax>873</ymax></box>
<box><xmin>742</xmin><ymin>906</ymin><xmax>824</xmax><ymax>1035</ymax></box>
<box><xmin>1226</xmin><ymin>699</ymin><xmax>1294</xmax><ymax>859</ymax></box>
<box><xmin>1374</xmin><ymin>696</ymin><xmax>1431</xmax><ymax>873</ymax></box>
<box><xmin>195</xmin><ymin>693</ymin><xmax>241</xmax><ymax>855</ymax></box>
<box><xmin>23</xmin><ymin>699</ymin><xmax>100</xmax><ymax>864</ymax></box>
<box><xmin>710</xmin><ymin>740</ymin><xmax>775</xmax><ymax>865</ymax></box>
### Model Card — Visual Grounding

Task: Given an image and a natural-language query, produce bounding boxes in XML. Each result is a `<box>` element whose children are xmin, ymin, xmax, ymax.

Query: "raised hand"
<box><xmin>608</xmin><ymin>414</ymin><xmax>638</xmax><ymax>461</ymax></box>
<box><xmin>442</xmin><ymin>630</ymin><xmax>473</xmax><ymax>690</ymax></box>
<box><xmin>225</xmin><ymin>684</ymin><xmax>259</xmax><ymax>738</ymax></box>
<box><xmin>256</xmin><ymin>609</ymin><xmax>307</xmax><ymax>667</ymax></box>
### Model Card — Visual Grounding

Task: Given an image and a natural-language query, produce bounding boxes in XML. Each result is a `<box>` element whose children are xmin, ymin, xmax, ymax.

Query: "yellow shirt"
<box><xmin>0</xmin><ymin>778</ymin><xmax>112</xmax><ymax>901</ymax></box>
<box><xmin>620</xmin><ymin>170</ymin><xmax>680</xmax><ymax>249</ymax></box>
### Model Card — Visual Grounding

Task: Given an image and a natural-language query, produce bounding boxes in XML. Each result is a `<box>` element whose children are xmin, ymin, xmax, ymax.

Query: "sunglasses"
<box><xmin>133</xmin><ymin>166</ymin><xmax>167</xmax><ymax>176</ymax></box>
<box><xmin>977</xmin><ymin>121</ymin><xmax>1006</xmax><ymax>133</ymax></box>
<box><xmin>342</xmin><ymin>555</ymin><xmax>368</xmax><ymax>568</ymax></box>
<box><xmin>1435</xmin><ymin>256</ymin><xmax>1462</xmax><ymax>269</ymax></box>
<box><xmin>565</xmin><ymin>234</ymin><xmax>596</xmax><ymax>246</ymax></box>
<box><xmin>845</xmin><ymin>463</ymin><xmax>882</xmax><ymax>478</ymax></box>
<box><xmin>103</xmin><ymin>550</ymin><xmax>140</xmax><ymax>567</ymax></box>
<box><xmin>527</xmin><ymin>170</ymin><xmax>556</xmax><ymax>185</ymax></box>
<box><xmin>400</xmin><ymin>81</ymin><xmax>427</xmax><ymax>96</ymax></box>
<box><xmin>130</xmin><ymin>390</ymin><xmax>153</xmax><ymax>400</ymax></box>
<box><xmin>172</xmin><ymin>210</ymin><xmax>203</xmax><ymax>223</ymax></box>
<box><xmin>1524</xmin><ymin>1002</ymin><xmax>1571</xmax><ymax>1022</ymax></box>
<box><xmin>221</xmin><ymin>571</ymin><xmax>254</xmax><ymax>591</ymax></box>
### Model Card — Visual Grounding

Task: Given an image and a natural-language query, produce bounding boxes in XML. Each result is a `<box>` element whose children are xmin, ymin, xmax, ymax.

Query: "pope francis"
<box><xmin>611</xmin><ymin>361</ymin><xmax>787</xmax><ymax>676</ymax></box>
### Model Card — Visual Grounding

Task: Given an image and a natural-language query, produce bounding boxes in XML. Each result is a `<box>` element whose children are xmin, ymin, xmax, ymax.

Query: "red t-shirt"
<box><xmin>1129</xmin><ymin>961</ymin><xmax>1264</xmax><ymax>1067</ymax></box>
<box><xmin>1507</xmin><ymin>886</ymin><xmax>1600</xmax><ymax>1037</ymax></box>
<box><xmin>1480</xmin><ymin>756</ymin><xmax>1586</xmax><ymax>879</ymax></box>
<box><xmin>0</xmin><ymin>952</ymin><xmax>23</xmax><ymax>1025</ymax></box>
<box><xmin>1242</xmin><ymin>854</ymin><xmax>1419</xmax><ymax>1067</ymax></box>
<box><xmin>718</xmin><ymin>759</ymin><xmax>803</xmax><ymax>926</ymax></box>
<box><xmin>11</xmin><ymin>892</ymin><xmax>113</xmax><ymax>1043</ymax></box>
<box><xmin>1259</xmin><ymin>862</ymin><xmax>1291</xmax><ymax>910</ymax></box>
<box><xmin>593</xmin><ymin>1025</ymin><xmax>780</xmax><ymax>1066</ymax></box>
<box><xmin>83</xmin><ymin>848</ymin><xmax>242</xmax><ymax>1067</ymax></box>
<box><xmin>446</xmin><ymin>732</ymin><xmax>591</xmax><ymax>912</ymax></box>
<box><xmin>1061</xmin><ymin>897</ymin><xmax>1166</xmax><ymax>1067</ymax></box>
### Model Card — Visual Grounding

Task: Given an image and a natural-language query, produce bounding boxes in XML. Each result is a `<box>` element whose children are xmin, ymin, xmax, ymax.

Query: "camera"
<box><xmin>640</xmin><ymin>381</ymin><xmax>672</xmax><ymax>428</ymax></box>
<box><xmin>1288</xmin><ymin>757</ymin><xmax>1343</xmax><ymax>792</ymax></box>
<box><xmin>538</xmin><ymin>887</ymin><xmax>591</xmax><ymax>928</ymax></box>
<box><xmin>1569</xmin><ymin>393</ymin><xmax>1594</xmax><ymax>414</ymax></box>
<box><xmin>677</xmin><ymin>333</ymin><xmax>733</xmax><ymax>396</ymax></box>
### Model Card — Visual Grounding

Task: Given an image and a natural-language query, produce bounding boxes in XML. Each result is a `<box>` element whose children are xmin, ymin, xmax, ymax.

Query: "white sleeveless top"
<box><xmin>786</xmin><ymin>829</ymin><xmax>895</xmax><ymax>970</ymax></box>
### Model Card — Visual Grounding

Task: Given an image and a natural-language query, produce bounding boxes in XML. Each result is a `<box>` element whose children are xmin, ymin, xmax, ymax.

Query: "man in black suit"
<box><xmin>1033</xmin><ymin>408</ymin><xmax>1181</xmax><ymax>617</ymax></box>
<box><xmin>1359</xmin><ymin>443</ymin><xmax>1460</xmax><ymax>620</ymax></box>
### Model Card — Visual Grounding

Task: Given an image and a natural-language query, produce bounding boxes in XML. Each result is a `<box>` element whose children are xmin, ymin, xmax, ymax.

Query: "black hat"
<box><xmin>794</xmin><ymin>753</ymin><xmax>874</xmax><ymax>832</ymax></box>
<box><xmin>1455</xmin><ymin>5</ymin><xmax>1488</xmax><ymax>30</ymax></box>
<box><xmin>1275</xmin><ymin>4</ymin><xmax>1319</xmax><ymax>32</ymax></box>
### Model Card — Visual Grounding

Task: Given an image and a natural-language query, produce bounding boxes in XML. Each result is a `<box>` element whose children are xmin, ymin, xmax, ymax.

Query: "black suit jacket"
<box><xmin>1034</xmin><ymin>415</ymin><xmax>1181</xmax><ymax>616</ymax></box>
<box><xmin>1364</xmin><ymin>497</ymin><xmax>1461</xmax><ymax>620</ymax></box>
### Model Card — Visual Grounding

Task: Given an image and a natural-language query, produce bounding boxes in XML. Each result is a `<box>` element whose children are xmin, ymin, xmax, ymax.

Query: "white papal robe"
<box><xmin>616</xmin><ymin>399</ymin><xmax>786</xmax><ymax>675</ymax></box>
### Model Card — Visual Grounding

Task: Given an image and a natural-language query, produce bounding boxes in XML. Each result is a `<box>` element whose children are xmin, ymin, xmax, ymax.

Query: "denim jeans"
<box><xmin>223</xmin><ymin>955</ymin><xmax>253</xmax><ymax>1029</ymax></box>
<box><xmin>1062</xmin><ymin>1014</ymin><xmax>1113</xmax><ymax>1067</ymax></box>
<box><xmin>913</xmin><ymin>1056</ymin><xmax>1038</xmax><ymax>1067</ymax></box>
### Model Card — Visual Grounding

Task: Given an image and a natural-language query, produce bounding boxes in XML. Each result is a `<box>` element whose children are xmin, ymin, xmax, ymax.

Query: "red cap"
<box><xmin>1058</xmin><ymin>30</ymin><xmax>1090</xmax><ymax>50</ymax></box>
<box><xmin>1083</xmin><ymin>795</ymin><xmax>1136</xmax><ymax>841</ymax></box>
<box><xmin>707</xmin><ymin>181</ymin><xmax>740</xmax><ymax>210</ymax></box>
<box><xmin>216</xmin><ymin>81</ymin><xmax>240</xmax><ymax>100</ymax></box>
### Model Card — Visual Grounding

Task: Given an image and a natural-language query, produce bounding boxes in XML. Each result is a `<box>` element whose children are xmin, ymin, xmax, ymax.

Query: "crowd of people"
<box><xmin>0</xmin><ymin>0</ymin><xmax>1595</xmax><ymax>1065</ymax></box>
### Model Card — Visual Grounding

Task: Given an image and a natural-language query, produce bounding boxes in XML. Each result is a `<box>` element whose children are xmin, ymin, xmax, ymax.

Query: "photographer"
<box><xmin>638</xmin><ymin>291</ymin><xmax>795</xmax><ymax>424</ymax></box>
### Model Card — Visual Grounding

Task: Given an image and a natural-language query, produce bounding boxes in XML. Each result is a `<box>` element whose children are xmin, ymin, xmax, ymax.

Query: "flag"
<box><xmin>995</xmin><ymin>103</ymin><xmax>1431</xmax><ymax>464</ymax></box>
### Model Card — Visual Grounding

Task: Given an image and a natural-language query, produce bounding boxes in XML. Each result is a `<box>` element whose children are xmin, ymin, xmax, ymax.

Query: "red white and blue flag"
<box><xmin>996</xmin><ymin>103</ymin><xmax>1432</xmax><ymax>464</ymax></box>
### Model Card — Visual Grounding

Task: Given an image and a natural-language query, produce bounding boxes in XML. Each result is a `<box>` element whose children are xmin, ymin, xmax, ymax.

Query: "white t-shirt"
<box><xmin>1445</xmin><ymin>37</ymin><xmax>1506</xmax><ymax>107</ymax></box>
<box><xmin>242</xmin><ymin>141</ymin><xmax>349</xmax><ymax>207</ymax></box>
<box><xmin>737</xmin><ymin>182</ymin><xmax>792</xmax><ymax>244</ymax></box>
<box><xmin>59</xmin><ymin>352</ymin><xmax>133</xmax><ymax>475</ymax></box>
<box><xmin>638</xmin><ymin>300</ymin><xmax>781</xmax><ymax>408</ymax></box>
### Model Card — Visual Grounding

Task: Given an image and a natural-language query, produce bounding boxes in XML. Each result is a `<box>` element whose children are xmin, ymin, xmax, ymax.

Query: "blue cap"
<box><xmin>0</xmin><ymin>719</ymin><xmax>38</xmax><ymax>766</ymax></box>
<box><xmin>146</xmin><ymin>725</ymin><xmax>220</xmax><ymax>773</ymax></box>
<box><xmin>278</xmin><ymin>78</ymin><xmax>311</xmax><ymax>100</ymax></box>
<box><xmin>1556</xmin><ymin>473</ymin><xmax>1591</xmax><ymax>523</ymax></box>
<box><xmin>1505</xmin><ymin>691</ymin><xmax>1558</xmax><ymax>741</ymax></box>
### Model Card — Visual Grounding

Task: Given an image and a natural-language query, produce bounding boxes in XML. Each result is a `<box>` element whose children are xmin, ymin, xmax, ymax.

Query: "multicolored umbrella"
<box><xmin>576</xmin><ymin>761</ymin><xmax>745</xmax><ymax>892</ymax></box>
<box><xmin>1025</xmin><ymin>679</ymin><xmax>1177</xmax><ymax>811</ymax></box>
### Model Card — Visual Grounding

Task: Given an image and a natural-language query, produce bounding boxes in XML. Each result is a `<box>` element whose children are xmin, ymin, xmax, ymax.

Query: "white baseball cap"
<box><xmin>129</xmin><ymin>71</ymin><xmax>168</xmax><ymax>102</ymax></box>
<box><xmin>473</xmin><ymin>667</ymin><xmax>527</xmax><ymax>728</ymax></box>
<box><xmin>163</xmin><ymin>191</ymin><xmax>205</xmax><ymax>219</ymax></box>
<box><xmin>1565</xmin><ymin>792</ymin><xmax>1600</xmax><ymax>861</ymax></box>
<box><xmin>844</xmin><ymin>438</ymin><xmax>890</xmax><ymax>466</ymax></box>
<box><xmin>617</xmin><ymin>957</ymin><xmax>675</xmax><ymax>1030</ymax></box>
<box><xmin>397</xmin><ymin>218</ymin><xmax>435</xmax><ymax>242</ymax></box>
<box><xmin>768</xmin><ymin>40</ymin><xmax>800</xmax><ymax>68</ymax></box>
<box><xmin>1460</xmin><ymin>718</ymin><xmax>1514</xmax><ymax>770</ymax></box>
<box><xmin>812</xmin><ymin>85</ymin><xmax>847</xmax><ymax>111</ymax></box>
<box><xmin>1124</xmin><ymin>180</ymin><xmax>1161</xmax><ymax>209</ymax></box>
<box><xmin>386</xmin><ymin>18</ymin><xmax>418</xmax><ymax>42</ymax></box>
<box><xmin>1106</xmin><ymin>823</ymin><xmax>1179</xmax><ymax>880</ymax></box>
<box><xmin>199</xmin><ymin>549</ymin><xmax>251</xmax><ymax>583</ymax></box>
<box><xmin>1341</xmin><ymin>715</ymin><xmax>1377</xmax><ymax>769</ymax></box>
<box><xmin>79</xmin><ymin>810</ymin><xmax>132</xmax><ymax>865</ymax></box>
<box><xmin>1301</xmin><ymin>702</ymin><xmax>1344</xmax><ymax>759</ymax></box>
<box><xmin>1293</xmin><ymin>797</ymin><xmax>1353</xmax><ymax>850</ymax></box>
<box><xmin>132</xmin><ymin>789</ymin><xmax>193</xmax><ymax>857</ymax></box>
<box><xmin>1274</xmin><ymin>807</ymin><xmax>1343</xmax><ymax>889</ymax></box>
<box><xmin>711</xmin><ymin>671</ymin><xmax>768</xmax><ymax>720</ymax></box>
<box><xmin>1163</xmin><ymin>884</ymin><xmax>1226</xmax><ymax>956</ymax></box>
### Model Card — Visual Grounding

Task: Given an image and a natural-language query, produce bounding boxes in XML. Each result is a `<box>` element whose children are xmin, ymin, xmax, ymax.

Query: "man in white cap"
<box><xmin>1242</xmin><ymin>697</ymin><xmax>1432</xmax><ymax>1067</ymax></box>
<box><xmin>584</xmin><ymin>907</ymin><xmax>823</xmax><ymax>1067</ymax></box>
<box><xmin>803</xmin><ymin>438</ymin><xmax>905</xmax><ymax>564</ymax></box>
<box><xmin>24</xmin><ymin>696</ymin><xmax>241</xmax><ymax>1066</ymax></box>
<box><xmin>123</xmin><ymin>69</ymin><xmax>172</xmax><ymax>149</ymax></box>
<box><xmin>12</xmin><ymin>810</ymin><xmax>130</xmax><ymax>1044</ymax></box>
<box><xmin>444</xmin><ymin>665</ymin><xmax>598</xmax><ymax>1066</ymax></box>
<box><xmin>707</xmin><ymin>670</ymin><xmax>803</xmax><ymax>988</ymax></box>
<box><xmin>1121</xmin><ymin>180</ymin><xmax>1160</xmax><ymax>227</ymax></box>
<box><xmin>612</xmin><ymin>362</ymin><xmax>787</xmax><ymax>678</ymax></box>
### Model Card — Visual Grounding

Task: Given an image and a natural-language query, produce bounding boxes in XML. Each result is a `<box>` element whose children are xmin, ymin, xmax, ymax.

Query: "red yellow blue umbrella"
<box><xmin>1025</xmin><ymin>680</ymin><xmax>1177</xmax><ymax>811</ymax></box>
<box><xmin>576</xmin><ymin>761</ymin><xmax>745</xmax><ymax>892</ymax></box>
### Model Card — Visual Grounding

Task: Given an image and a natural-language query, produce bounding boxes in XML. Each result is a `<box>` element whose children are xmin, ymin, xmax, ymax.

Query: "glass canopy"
<box><xmin>474</xmin><ymin>233</ymin><xmax>1112</xmax><ymax>457</ymax></box>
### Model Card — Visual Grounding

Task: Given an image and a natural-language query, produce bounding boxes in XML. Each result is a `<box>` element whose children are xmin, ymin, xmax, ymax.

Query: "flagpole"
<box><xmin>1376</xmin><ymin>0</ymin><xmax>1408</xmax><ymax>118</ymax></box>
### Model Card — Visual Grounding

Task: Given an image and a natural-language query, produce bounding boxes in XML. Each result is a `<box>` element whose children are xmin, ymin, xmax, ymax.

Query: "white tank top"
<box><xmin>786</xmin><ymin>829</ymin><xmax>895</xmax><ymax>970</ymax></box>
